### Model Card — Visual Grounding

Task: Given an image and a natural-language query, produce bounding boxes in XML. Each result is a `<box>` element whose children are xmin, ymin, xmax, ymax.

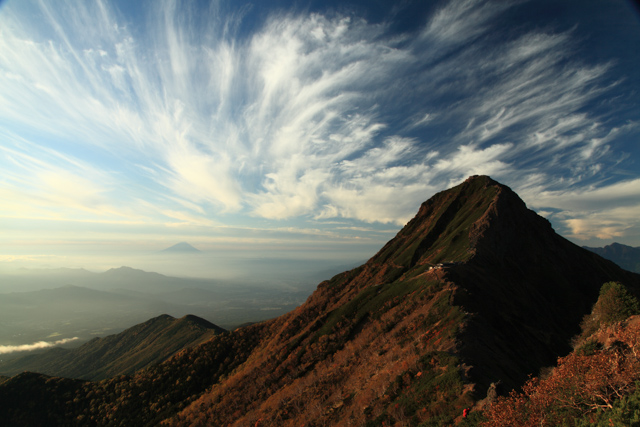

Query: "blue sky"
<box><xmin>1</xmin><ymin>0</ymin><xmax>639</xmax><ymax>275</ymax></box>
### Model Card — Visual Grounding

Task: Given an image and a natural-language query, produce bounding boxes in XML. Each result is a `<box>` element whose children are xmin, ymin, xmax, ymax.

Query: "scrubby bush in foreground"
<box><xmin>481</xmin><ymin>283</ymin><xmax>640</xmax><ymax>426</ymax></box>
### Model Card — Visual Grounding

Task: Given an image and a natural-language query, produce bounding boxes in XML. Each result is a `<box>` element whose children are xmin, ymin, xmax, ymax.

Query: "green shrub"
<box><xmin>575</xmin><ymin>339</ymin><xmax>602</xmax><ymax>356</ymax></box>
<box><xmin>580</xmin><ymin>282</ymin><xmax>640</xmax><ymax>338</ymax></box>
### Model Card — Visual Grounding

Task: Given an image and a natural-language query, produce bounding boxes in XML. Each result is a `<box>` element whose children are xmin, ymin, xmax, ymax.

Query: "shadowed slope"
<box><xmin>445</xmin><ymin>178</ymin><xmax>640</xmax><ymax>391</ymax></box>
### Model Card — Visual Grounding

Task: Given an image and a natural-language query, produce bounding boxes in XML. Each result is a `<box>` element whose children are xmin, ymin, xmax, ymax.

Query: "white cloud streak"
<box><xmin>522</xmin><ymin>178</ymin><xmax>640</xmax><ymax>242</ymax></box>
<box><xmin>0</xmin><ymin>0</ymin><xmax>636</xmax><ymax>244</ymax></box>
<box><xmin>0</xmin><ymin>337</ymin><xmax>79</xmax><ymax>354</ymax></box>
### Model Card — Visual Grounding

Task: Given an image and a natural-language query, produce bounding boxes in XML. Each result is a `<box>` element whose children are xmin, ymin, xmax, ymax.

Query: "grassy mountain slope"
<box><xmin>0</xmin><ymin>314</ymin><xmax>224</xmax><ymax>380</ymax></box>
<box><xmin>1</xmin><ymin>175</ymin><xmax>639</xmax><ymax>426</ymax></box>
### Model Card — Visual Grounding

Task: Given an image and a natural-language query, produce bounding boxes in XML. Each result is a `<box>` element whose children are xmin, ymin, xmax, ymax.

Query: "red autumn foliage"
<box><xmin>481</xmin><ymin>317</ymin><xmax>640</xmax><ymax>427</ymax></box>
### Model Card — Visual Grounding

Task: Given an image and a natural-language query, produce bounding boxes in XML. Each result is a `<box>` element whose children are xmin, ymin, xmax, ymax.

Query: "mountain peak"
<box><xmin>0</xmin><ymin>314</ymin><xmax>225</xmax><ymax>381</ymax></box>
<box><xmin>369</xmin><ymin>175</ymin><xmax>514</xmax><ymax>271</ymax></box>
<box><xmin>463</xmin><ymin>174</ymin><xmax>498</xmax><ymax>185</ymax></box>
<box><xmin>161</xmin><ymin>242</ymin><xmax>200</xmax><ymax>253</ymax></box>
<box><xmin>317</xmin><ymin>175</ymin><xmax>640</xmax><ymax>389</ymax></box>
<box><xmin>179</xmin><ymin>314</ymin><xmax>226</xmax><ymax>332</ymax></box>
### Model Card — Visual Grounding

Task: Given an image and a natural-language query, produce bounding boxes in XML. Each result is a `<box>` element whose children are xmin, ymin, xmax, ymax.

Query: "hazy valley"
<box><xmin>0</xmin><ymin>260</ymin><xmax>360</xmax><ymax>360</ymax></box>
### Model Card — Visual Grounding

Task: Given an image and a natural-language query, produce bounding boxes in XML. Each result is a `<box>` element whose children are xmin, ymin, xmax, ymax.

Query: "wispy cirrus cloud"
<box><xmin>0</xmin><ymin>132</ymin><xmax>115</xmax><ymax>218</ymax></box>
<box><xmin>0</xmin><ymin>0</ymin><xmax>637</xmax><ymax>247</ymax></box>
<box><xmin>422</xmin><ymin>0</ymin><xmax>514</xmax><ymax>46</ymax></box>
<box><xmin>521</xmin><ymin>178</ymin><xmax>640</xmax><ymax>242</ymax></box>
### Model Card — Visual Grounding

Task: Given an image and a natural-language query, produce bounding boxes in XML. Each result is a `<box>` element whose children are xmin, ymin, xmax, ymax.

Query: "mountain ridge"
<box><xmin>584</xmin><ymin>242</ymin><xmax>640</xmax><ymax>273</ymax></box>
<box><xmin>1</xmin><ymin>175</ymin><xmax>639</xmax><ymax>426</ymax></box>
<box><xmin>443</xmin><ymin>177</ymin><xmax>639</xmax><ymax>390</ymax></box>
<box><xmin>0</xmin><ymin>314</ymin><xmax>224</xmax><ymax>381</ymax></box>
<box><xmin>171</xmin><ymin>175</ymin><xmax>640</xmax><ymax>424</ymax></box>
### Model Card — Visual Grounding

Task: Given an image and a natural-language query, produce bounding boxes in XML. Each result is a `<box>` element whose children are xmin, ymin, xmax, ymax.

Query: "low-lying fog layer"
<box><xmin>0</xmin><ymin>338</ymin><xmax>80</xmax><ymax>355</ymax></box>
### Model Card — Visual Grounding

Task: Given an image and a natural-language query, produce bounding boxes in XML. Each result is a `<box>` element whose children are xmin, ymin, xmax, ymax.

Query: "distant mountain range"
<box><xmin>0</xmin><ymin>314</ymin><xmax>223</xmax><ymax>380</ymax></box>
<box><xmin>1</xmin><ymin>175</ymin><xmax>638</xmax><ymax>426</ymax></box>
<box><xmin>0</xmin><ymin>273</ymin><xmax>308</xmax><ymax>345</ymax></box>
<box><xmin>584</xmin><ymin>242</ymin><xmax>640</xmax><ymax>273</ymax></box>
<box><xmin>1</xmin><ymin>265</ymin><xmax>188</xmax><ymax>293</ymax></box>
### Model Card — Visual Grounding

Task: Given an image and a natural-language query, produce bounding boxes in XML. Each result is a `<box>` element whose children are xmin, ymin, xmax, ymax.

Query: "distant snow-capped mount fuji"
<box><xmin>160</xmin><ymin>242</ymin><xmax>201</xmax><ymax>253</ymax></box>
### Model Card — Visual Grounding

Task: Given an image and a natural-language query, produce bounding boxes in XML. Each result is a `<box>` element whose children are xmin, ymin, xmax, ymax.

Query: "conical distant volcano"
<box><xmin>160</xmin><ymin>242</ymin><xmax>200</xmax><ymax>253</ymax></box>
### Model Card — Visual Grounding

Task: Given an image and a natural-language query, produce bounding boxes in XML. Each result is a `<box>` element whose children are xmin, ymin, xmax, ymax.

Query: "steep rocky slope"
<box><xmin>0</xmin><ymin>175</ymin><xmax>638</xmax><ymax>426</ymax></box>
